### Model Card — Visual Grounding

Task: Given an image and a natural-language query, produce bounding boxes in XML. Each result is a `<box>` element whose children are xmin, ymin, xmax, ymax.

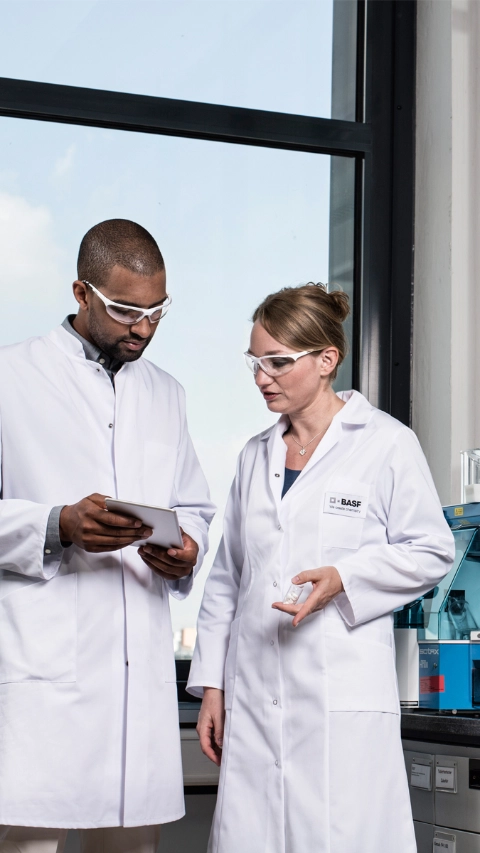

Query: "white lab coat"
<box><xmin>188</xmin><ymin>390</ymin><xmax>454</xmax><ymax>853</ymax></box>
<box><xmin>0</xmin><ymin>325</ymin><xmax>215</xmax><ymax>829</ymax></box>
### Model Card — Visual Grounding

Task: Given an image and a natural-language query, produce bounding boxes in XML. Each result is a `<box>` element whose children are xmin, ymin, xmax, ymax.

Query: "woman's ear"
<box><xmin>318</xmin><ymin>346</ymin><xmax>340</xmax><ymax>378</ymax></box>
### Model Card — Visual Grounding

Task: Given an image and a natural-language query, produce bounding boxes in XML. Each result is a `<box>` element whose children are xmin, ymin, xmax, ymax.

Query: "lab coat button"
<box><xmin>273</xmin><ymin>581</ymin><xmax>277</xmax><ymax>587</ymax></box>
<box><xmin>44</xmin><ymin>549</ymin><xmax>51</xmax><ymax>555</ymax></box>
<box><xmin>108</xmin><ymin>423</ymin><xmax>114</xmax><ymax>428</ymax></box>
<box><xmin>275</xmin><ymin>760</ymin><xmax>279</xmax><ymax>767</ymax></box>
<box><xmin>273</xmin><ymin>699</ymin><xmax>278</xmax><ymax>705</ymax></box>
<box><xmin>275</xmin><ymin>473</ymin><xmax>280</xmax><ymax>478</ymax></box>
<box><xmin>277</xmin><ymin>524</ymin><xmax>282</xmax><ymax>531</ymax></box>
<box><xmin>270</xmin><ymin>640</ymin><xmax>274</xmax><ymax>646</ymax></box>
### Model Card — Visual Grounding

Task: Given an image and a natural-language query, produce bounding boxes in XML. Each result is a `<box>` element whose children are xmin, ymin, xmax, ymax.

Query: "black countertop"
<box><xmin>401</xmin><ymin>710</ymin><xmax>480</xmax><ymax>747</ymax></box>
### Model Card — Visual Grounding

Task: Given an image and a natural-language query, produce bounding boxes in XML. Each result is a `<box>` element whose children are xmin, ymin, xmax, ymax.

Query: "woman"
<box><xmin>187</xmin><ymin>284</ymin><xmax>454</xmax><ymax>853</ymax></box>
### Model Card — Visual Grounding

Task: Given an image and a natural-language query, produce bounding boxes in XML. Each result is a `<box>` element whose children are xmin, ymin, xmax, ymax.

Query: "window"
<box><xmin>0</xmin><ymin>0</ymin><xmax>415</xmax><ymax>655</ymax></box>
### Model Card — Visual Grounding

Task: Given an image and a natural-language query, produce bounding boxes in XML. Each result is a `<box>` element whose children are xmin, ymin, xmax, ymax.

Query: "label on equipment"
<box><xmin>323</xmin><ymin>492</ymin><xmax>367</xmax><ymax>519</ymax></box>
<box><xmin>420</xmin><ymin>675</ymin><xmax>445</xmax><ymax>693</ymax></box>
<box><xmin>435</xmin><ymin>766</ymin><xmax>456</xmax><ymax>792</ymax></box>
<box><xmin>433</xmin><ymin>831</ymin><xmax>456</xmax><ymax>852</ymax></box>
<box><xmin>410</xmin><ymin>763</ymin><xmax>432</xmax><ymax>790</ymax></box>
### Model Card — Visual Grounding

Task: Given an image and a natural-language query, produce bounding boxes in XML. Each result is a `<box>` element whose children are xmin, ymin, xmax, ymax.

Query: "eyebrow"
<box><xmin>110</xmin><ymin>295</ymin><xmax>168</xmax><ymax>309</ymax></box>
<box><xmin>247</xmin><ymin>349</ymin><xmax>290</xmax><ymax>356</ymax></box>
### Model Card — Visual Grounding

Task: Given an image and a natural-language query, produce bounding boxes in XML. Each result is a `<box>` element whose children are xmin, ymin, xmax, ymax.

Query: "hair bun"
<box><xmin>327</xmin><ymin>288</ymin><xmax>350</xmax><ymax>322</ymax></box>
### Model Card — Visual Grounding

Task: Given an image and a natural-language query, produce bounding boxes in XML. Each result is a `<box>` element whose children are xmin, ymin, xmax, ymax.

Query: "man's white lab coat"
<box><xmin>0</xmin><ymin>325</ymin><xmax>215</xmax><ymax>828</ymax></box>
<box><xmin>188</xmin><ymin>390</ymin><xmax>454</xmax><ymax>853</ymax></box>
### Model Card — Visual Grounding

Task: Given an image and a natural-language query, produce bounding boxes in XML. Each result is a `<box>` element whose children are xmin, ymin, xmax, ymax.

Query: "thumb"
<box><xmin>214</xmin><ymin>714</ymin><xmax>224</xmax><ymax>747</ymax></box>
<box><xmin>291</xmin><ymin>570</ymin><xmax>313</xmax><ymax>585</ymax></box>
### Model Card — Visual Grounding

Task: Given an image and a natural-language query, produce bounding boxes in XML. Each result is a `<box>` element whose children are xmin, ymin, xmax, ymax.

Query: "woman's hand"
<box><xmin>197</xmin><ymin>687</ymin><xmax>225</xmax><ymax>767</ymax></box>
<box><xmin>272</xmin><ymin>566</ymin><xmax>344</xmax><ymax>627</ymax></box>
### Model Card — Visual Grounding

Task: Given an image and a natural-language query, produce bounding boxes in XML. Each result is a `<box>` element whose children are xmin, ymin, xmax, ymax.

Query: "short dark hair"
<box><xmin>77</xmin><ymin>219</ymin><xmax>165</xmax><ymax>288</ymax></box>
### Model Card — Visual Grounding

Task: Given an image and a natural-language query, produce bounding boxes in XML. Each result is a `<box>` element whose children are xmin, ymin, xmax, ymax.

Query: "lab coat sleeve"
<box><xmin>167</xmin><ymin>395</ymin><xmax>216</xmax><ymax>600</ymax></box>
<box><xmin>186</xmin><ymin>458</ymin><xmax>244</xmax><ymax>697</ymax></box>
<box><xmin>334</xmin><ymin>426</ymin><xmax>455</xmax><ymax>627</ymax></box>
<box><xmin>0</xmin><ymin>413</ymin><xmax>63</xmax><ymax>580</ymax></box>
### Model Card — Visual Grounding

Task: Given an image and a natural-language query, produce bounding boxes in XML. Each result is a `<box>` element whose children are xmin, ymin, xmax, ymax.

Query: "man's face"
<box><xmin>73</xmin><ymin>265</ymin><xmax>167</xmax><ymax>362</ymax></box>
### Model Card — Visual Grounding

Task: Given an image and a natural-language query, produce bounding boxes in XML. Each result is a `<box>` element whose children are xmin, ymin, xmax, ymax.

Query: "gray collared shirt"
<box><xmin>44</xmin><ymin>317</ymin><xmax>125</xmax><ymax>555</ymax></box>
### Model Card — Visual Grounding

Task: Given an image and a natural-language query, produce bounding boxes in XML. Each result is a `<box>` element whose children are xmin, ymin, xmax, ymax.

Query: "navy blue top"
<box><xmin>282</xmin><ymin>467</ymin><xmax>301</xmax><ymax>499</ymax></box>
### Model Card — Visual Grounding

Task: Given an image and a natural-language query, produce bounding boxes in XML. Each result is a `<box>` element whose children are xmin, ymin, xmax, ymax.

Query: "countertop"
<box><xmin>401</xmin><ymin>709</ymin><xmax>480</xmax><ymax>747</ymax></box>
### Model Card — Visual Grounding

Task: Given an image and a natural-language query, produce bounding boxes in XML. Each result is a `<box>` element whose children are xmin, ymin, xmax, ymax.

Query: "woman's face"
<box><xmin>248</xmin><ymin>321</ymin><xmax>339</xmax><ymax>415</ymax></box>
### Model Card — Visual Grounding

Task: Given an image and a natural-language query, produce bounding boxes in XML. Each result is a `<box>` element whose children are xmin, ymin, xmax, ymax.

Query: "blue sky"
<box><xmin>0</xmin><ymin>0</ymin><xmax>336</xmax><ymax>632</ymax></box>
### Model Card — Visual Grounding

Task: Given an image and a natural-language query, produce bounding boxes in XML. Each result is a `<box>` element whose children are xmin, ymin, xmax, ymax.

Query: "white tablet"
<box><xmin>105</xmin><ymin>498</ymin><xmax>184</xmax><ymax>549</ymax></box>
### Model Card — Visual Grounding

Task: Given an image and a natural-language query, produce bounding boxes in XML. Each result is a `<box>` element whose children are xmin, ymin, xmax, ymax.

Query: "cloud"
<box><xmin>54</xmin><ymin>143</ymin><xmax>76</xmax><ymax>178</ymax></box>
<box><xmin>0</xmin><ymin>191</ymin><xmax>65</xmax><ymax>306</ymax></box>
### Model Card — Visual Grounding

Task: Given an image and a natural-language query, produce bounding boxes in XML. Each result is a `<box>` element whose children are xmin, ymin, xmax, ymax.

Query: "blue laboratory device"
<box><xmin>395</xmin><ymin>503</ymin><xmax>480</xmax><ymax>711</ymax></box>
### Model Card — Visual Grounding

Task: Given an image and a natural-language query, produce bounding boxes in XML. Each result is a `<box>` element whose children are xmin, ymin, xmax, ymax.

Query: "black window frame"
<box><xmin>0</xmin><ymin>0</ymin><xmax>415</xmax><ymax>425</ymax></box>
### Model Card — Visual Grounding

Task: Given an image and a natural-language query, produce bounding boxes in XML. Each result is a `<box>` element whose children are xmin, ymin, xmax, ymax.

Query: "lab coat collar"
<box><xmin>47</xmin><ymin>324</ymin><xmax>87</xmax><ymax>360</ymax></box>
<box><xmin>47</xmin><ymin>324</ymin><xmax>128</xmax><ymax>377</ymax></box>
<box><xmin>260</xmin><ymin>389</ymin><xmax>374</xmax><ymax>446</ymax></box>
<box><xmin>262</xmin><ymin>390</ymin><xmax>374</xmax><ymax>513</ymax></box>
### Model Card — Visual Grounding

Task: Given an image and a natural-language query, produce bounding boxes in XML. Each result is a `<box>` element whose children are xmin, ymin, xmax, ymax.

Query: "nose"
<box><xmin>254</xmin><ymin>366</ymin><xmax>272</xmax><ymax>386</ymax></box>
<box><xmin>129</xmin><ymin>317</ymin><xmax>152</xmax><ymax>338</ymax></box>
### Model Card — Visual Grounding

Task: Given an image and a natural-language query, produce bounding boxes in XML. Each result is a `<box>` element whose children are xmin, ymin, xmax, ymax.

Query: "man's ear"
<box><xmin>72</xmin><ymin>280</ymin><xmax>89</xmax><ymax>311</ymax></box>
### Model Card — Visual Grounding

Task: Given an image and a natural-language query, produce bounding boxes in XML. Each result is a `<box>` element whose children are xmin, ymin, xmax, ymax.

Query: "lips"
<box><xmin>123</xmin><ymin>340</ymin><xmax>146</xmax><ymax>350</ymax></box>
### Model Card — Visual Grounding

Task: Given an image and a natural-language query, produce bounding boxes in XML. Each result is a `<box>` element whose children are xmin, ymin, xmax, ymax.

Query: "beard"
<box><xmin>88</xmin><ymin>311</ymin><xmax>155</xmax><ymax>362</ymax></box>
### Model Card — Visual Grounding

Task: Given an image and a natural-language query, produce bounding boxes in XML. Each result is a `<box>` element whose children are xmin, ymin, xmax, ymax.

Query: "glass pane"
<box><xmin>0</xmin><ymin>116</ymin><xmax>355</xmax><ymax>654</ymax></box>
<box><xmin>0</xmin><ymin>0</ymin><xmax>355</xmax><ymax>119</ymax></box>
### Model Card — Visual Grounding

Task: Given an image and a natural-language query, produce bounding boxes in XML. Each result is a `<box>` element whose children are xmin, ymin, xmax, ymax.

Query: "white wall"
<box><xmin>413</xmin><ymin>0</ymin><xmax>480</xmax><ymax>505</ymax></box>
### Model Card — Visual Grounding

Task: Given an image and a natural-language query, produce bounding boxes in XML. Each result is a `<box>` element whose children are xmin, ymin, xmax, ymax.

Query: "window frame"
<box><xmin>0</xmin><ymin>0</ymin><xmax>416</xmax><ymax>423</ymax></box>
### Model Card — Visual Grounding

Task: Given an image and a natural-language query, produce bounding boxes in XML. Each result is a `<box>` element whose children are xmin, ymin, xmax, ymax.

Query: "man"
<box><xmin>0</xmin><ymin>220</ymin><xmax>215</xmax><ymax>853</ymax></box>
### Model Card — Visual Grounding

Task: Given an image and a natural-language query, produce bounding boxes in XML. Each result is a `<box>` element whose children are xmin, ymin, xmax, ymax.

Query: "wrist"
<box><xmin>59</xmin><ymin>505</ymin><xmax>72</xmax><ymax>545</ymax></box>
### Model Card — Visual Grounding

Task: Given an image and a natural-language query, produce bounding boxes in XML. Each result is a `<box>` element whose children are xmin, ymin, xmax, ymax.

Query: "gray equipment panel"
<box><xmin>404</xmin><ymin>750</ymin><xmax>435</xmax><ymax>823</ymax></box>
<box><xmin>435</xmin><ymin>826</ymin><xmax>480</xmax><ymax>853</ymax></box>
<box><xmin>435</xmin><ymin>754</ymin><xmax>480</xmax><ymax>834</ymax></box>
<box><xmin>414</xmin><ymin>820</ymin><xmax>434</xmax><ymax>853</ymax></box>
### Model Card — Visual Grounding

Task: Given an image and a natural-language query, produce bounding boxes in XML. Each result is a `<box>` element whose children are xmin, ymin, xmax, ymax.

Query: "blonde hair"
<box><xmin>252</xmin><ymin>283</ymin><xmax>349</xmax><ymax>380</ymax></box>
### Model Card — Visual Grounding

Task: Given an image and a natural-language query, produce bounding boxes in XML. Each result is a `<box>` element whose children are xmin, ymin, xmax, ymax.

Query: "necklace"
<box><xmin>288</xmin><ymin>426</ymin><xmax>326</xmax><ymax>456</ymax></box>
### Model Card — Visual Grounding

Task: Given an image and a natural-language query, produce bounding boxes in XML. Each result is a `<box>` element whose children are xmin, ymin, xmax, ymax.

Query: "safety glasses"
<box><xmin>82</xmin><ymin>280</ymin><xmax>171</xmax><ymax>325</ymax></box>
<box><xmin>244</xmin><ymin>349</ymin><xmax>322</xmax><ymax>377</ymax></box>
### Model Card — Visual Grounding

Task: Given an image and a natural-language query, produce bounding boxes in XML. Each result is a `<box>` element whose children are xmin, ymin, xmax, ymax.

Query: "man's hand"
<box><xmin>197</xmin><ymin>687</ymin><xmax>225</xmax><ymax>767</ymax></box>
<box><xmin>138</xmin><ymin>530</ymin><xmax>199</xmax><ymax>581</ymax></box>
<box><xmin>272</xmin><ymin>566</ymin><xmax>344</xmax><ymax>627</ymax></box>
<box><xmin>59</xmin><ymin>493</ymin><xmax>152</xmax><ymax>553</ymax></box>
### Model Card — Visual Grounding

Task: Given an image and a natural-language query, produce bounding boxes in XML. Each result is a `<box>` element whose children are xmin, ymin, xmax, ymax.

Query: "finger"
<box><xmin>139</xmin><ymin>555</ymin><xmax>191</xmax><ymax>580</ymax></box>
<box><xmin>198</xmin><ymin>722</ymin><xmax>221</xmax><ymax>766</ymax></box>
<box><xmin>100</xmin><ymin>510</ymin><xmax>146</xmax><ymax>529</ymax></box>
<box><xmin>94</xmin><ymin>523</ymin><xmax>152</xmax><ymax>539</ymax></box>
<box><xmin>85</xmin><ymin>535</ymin><xmax>149</xmax><ymax>551</ymax></box>
<box><xmin>291</xmin><ymin>569</ymin><xmax>322</xmax><ymax>585</ymax></box>
<box><xmin>147</xmin><ymin>543</ymin><xmax>197</xmax><ymax>563</ymax></box>
<box><xmin>271</xmin><ymin>602</ymin><xmax>301</xmax><ymax>615</ymax></box>
<box><xmin>140</xmin><ymin>547</ymin><xmax>193</xmax><ymax>569</ymax></box>
<box><xmin>213</xmin><ymin>714</ymin><xmax>224</xmax><ymax>748</ymax></box>
<box><xmin>292</xmin><ymin>588</ymin><xmax>326</xmax><ymax>627</ymax></box>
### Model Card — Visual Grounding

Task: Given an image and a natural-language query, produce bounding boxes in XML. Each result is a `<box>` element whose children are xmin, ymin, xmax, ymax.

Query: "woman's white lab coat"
<box><xmin>0</xmin><ymin>325</ymin><xmax>215</xmax><ymax>829</ymax></box>
<box><xmin>188</xmin><ymin>390</ymin><xmax>454</xmax><ymax>853</ymax></box>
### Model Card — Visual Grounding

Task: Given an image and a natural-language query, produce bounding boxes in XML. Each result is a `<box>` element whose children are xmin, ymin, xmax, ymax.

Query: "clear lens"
<box><xmin>106</xmin><ymin>305</ymin><xmax>144</xmax><ymax>325</ymax></box>
<box><xmin>244</xmin><ymin>352</ymin><xmax>297</xmax><ymax>377</ymax></box>
<box><xmin>262</xmin><ymin>356</ymin><xmax>296</xmax><ymax>376</ymax></box>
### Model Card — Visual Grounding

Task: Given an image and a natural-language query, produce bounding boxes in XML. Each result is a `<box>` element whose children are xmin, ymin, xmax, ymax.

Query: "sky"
<box><xmin>0</xmin><ymin>0</ymin><xmax>338</xmax><ymax>635</ymax></box>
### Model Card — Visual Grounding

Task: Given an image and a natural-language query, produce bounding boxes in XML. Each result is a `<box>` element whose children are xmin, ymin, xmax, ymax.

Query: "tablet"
<box><xmin>105</xmin><ymin>498</ymin><xmax>184</xmax><ymax>549</ymax></box>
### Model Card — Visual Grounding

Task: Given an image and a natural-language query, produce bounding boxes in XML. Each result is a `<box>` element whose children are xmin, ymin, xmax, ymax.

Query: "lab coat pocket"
<box><xmin>322</xmin><ymin>478</ymin><xmax>370</xmax><ymax>550</ymax></box>
<box><xmin>224</xmin><ymin>617</ymin><xmax>242</xmax><ymax>710</ymax></box>
<box><xmin>0</xmin><ymin>573</ymin><xmax>77</xmax><ymax>684</ymax></box>
<box><xmin>326</xmin><ymin>632</ymin><xmax>399</xmax><ymax>713</ymax></box>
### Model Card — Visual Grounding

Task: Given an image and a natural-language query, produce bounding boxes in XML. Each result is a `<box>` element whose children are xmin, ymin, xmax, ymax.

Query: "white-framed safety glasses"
<box><xmin>244</xmin><ymin>349</ymin><xmax>323</xmax><ymax>377</ymax></box>
<box><xmin>82</xmin><ymin>280</ymin><xmax>171</xmax><ymax>325</ymax></box>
